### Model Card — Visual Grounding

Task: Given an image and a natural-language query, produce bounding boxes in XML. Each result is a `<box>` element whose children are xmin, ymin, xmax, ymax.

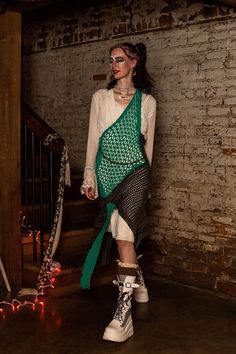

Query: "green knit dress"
<box><xmin>80</xmin><ymin>89</ymin><xmax>150</xmax><ymax>289</ymax></box>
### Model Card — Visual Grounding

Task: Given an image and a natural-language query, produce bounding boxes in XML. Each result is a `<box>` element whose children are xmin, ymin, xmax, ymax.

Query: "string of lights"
<box><xmin>0</xmin><ymin>298</ymin><xmax>44</xmax><ymax>313</ymax></box>
<box><xmin>0</xmin><ymin>224</ymin><xmax>61</xmax><ymax>318</ymax></box>
<box><xmin>0</xmin><ymin>258</ymin><xmax>61</xmax><ymax>318</ymax></box>
<box><xmin>1</xmin><ymin>143</ymin><xmax>70</xmax><ymax>318</ymax></box>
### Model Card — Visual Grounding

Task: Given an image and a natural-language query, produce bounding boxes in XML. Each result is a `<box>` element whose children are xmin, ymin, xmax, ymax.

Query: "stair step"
<box><xmin>21</xmin><ymin>198</ymin><xmax>98</xmax><ymax>232</ymax></box>
<box><xmin>52</xmin><ymin>227</ymin><xmax>95</xmax><ymax>263</ymax></box>
<box><xmin>21</xmin><ymin>197</ymin><xmax>95</xmax><ymax>210</ymax></box>
<box><xmin>22</xmin><ymin>227</ymin><xmax>95</xmax><ymax>262</ymax></box>
<box><xmin>22</xmin><ymin>239</ymin><xmax>157</xmax><ymax>297</ymax></box>
<box><xmin>45</xmin><ymin>227</ymin><xmax>95</xmax><ymax>238</ymax></box>
<box><xmin>22</xmin><ymin>260</ymin><xmax>116</xmax><ymax>297</ymax></box>
<box><xmin>62</xmin><ymin>198</ymin><xmax>98</xmax><ymax>231</ymax></box>
<box><xmin>22</xmin><ymin>262</ymin><xmax>81</xmax><ymax>289</ymax></box>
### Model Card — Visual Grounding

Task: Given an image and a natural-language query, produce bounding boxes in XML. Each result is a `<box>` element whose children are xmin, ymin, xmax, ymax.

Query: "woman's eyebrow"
<box><xmin>110</xmin><ymin>56</ymin><xmax>125</xmax><ymax>59</ymax></box>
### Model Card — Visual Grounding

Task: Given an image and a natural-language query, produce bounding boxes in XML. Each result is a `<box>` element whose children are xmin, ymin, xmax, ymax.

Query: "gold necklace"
<box><xmin>115</xmin><ymin>85</ymin><xmax>134</xmax><ymax>100</ymax></box>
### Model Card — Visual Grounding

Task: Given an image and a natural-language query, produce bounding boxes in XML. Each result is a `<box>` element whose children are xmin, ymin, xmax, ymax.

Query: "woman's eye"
<box><xmin>116</xmin><ymin>57</ymin><xmax>125</xmax><ymax>64</ymax></box>
<box><xmin>109</xmin><ymin>57</ymin><xmax>126</xmax><ymax>64</ymax></box>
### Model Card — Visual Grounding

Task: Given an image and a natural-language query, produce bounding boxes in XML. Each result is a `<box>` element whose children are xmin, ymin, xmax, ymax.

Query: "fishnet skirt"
<box><xmin>95</xmin><ymin>162</ymin><xmax>151</xmax><ymax>263</ymax></box>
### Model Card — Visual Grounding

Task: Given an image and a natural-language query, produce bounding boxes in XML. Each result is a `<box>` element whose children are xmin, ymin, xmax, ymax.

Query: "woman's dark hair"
<box><xmin>107</xmin><ymin>42</ymin><xmax>154</xmax><ymax>94</ymax></box>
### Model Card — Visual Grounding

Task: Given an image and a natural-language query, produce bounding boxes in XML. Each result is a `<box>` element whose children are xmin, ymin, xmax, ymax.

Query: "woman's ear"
<box><xmin>131</xmin><ymin>58</ymin><xmax>137</xmax><ymax>70</ymax></box>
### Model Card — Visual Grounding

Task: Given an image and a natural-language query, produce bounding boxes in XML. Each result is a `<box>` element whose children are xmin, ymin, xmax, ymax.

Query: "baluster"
<box><xmin>24</xmin><ymin>125</ymin><xmax>28</xmax><ymax>231</ymax></box>
<box><xmin>49</xmin><ymin>150</ymin><xmax>54</xmax><ymax>231</ymax></box>
<box><xmin>39</xmin><ymin>140</ymin><xmax>44</xmax><ymax>262</ymax></box>
<box><xmin>31</xmin><ymin>132</ymin><xmax>37</xmax><ymax>262</ymax></box>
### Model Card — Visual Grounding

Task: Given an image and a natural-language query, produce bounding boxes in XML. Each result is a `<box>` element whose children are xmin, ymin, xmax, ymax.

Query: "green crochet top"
<box><xmin>80</xmin><ymin>89</ymin><xmax>146</xmax><ymax>289</ymax></box>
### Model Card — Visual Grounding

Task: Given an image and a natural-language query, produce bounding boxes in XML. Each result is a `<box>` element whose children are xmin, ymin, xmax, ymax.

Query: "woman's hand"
<box><xmin>84</xmin><ymin>186</ymin><xmax>96</xmax><ymax>200</ymax></box>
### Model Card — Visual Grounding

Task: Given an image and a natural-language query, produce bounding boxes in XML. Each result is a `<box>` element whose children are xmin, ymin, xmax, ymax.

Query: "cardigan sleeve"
<box><xmin>80</xmin><ymin>93</ymin><xmax>100</xmax><ymax>197</ymax></box>
<box><xmin>144</xmin><ymin>95</ymin><xmax>157</xmax><ymax>166</ymax></box>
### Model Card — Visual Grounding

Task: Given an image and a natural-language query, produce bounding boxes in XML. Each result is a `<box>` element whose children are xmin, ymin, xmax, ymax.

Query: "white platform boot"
<box><xmin>103</xmin><ymin>265</ymin><xmax>139</xmax><ymax>342</ymax></box>
<box><xmin>133</xmin><ymin>264</ymin><xmax>149</xmax><ymax>303</ymax></box>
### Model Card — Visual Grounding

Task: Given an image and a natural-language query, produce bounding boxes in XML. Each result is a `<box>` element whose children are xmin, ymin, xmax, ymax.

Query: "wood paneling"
<box><xmin>0</xmin><ymin>12</ymin><xmax>22</xmax><ymax>290</ymax></box>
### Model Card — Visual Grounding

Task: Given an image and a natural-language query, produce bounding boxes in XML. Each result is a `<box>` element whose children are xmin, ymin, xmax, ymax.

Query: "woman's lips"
<box><xmin>113</xmin><ymin>70</ymin><xmax>120</xmax><ymax>74</ymax></box>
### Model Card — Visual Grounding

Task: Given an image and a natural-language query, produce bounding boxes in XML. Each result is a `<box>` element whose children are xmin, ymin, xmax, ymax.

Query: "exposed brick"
<box><xmin>198</xmin><ymin>234</ymin><xmax>216</xmax><ymax>243</ymax></box>
<box><xmin>231</xmin><ymin>258</ymin><xmax>236</xmax><ymax>268</ymax></box>
<box><xmin>222</xmin><ymin>148</ymin><xmax>236</xmax><ymax>155</ymax></box>
<box><xmin>217</xmin><ymin>280</ymin><xmax>236</xmax><ymax>297</ymax></box>
<box><xmin>159</xmin><ymin>14</ymin><xmax>173</xmax><ymax>27</ymax></box>
<box><xmin>171</xmin><ymin>268</ymin><xmax>216</xmax><ymax>290</ymax></box>
<box><xmin>191</xmin><ymin>262</ymin><xmax>208</xmax><ymax>273</ymax></box>
<box><xmin>203</xmin><ymin>244</ymin><xmax>222</xmax><ymax>253</ymax></box>
<box><xmin>154</xmin><ymin>263</ymin><xmax>173</xmax><ymax>277</ymax></box>
<box><xmin>212</xmin><ymin>216</ymin><xmax>233</xmax><ymax>225</ymax></box>
<box><xmin>208</xmin><ymin>264</ymin><xmax>228</xmax><ymax>277</ymax></box>
<box><xmin>93</xmin><ymin>74</ymin><xmax>107</xmax><ymax>81</ymax></box>
<box><xmin>22</xmin><ymin>0</ymin><xmax>236</xmax><ymax>298</ymax></box>
<box><xmin>217</xmin><ymin>224</ymin><xmax>227</xmax><ymax>235</ymax></box>
<box><xmin>154</xmin><ymin>255</ymin><xmax>165</xmax><ymax>264</ymax></box>
<box><xmin>208</xmin><ymin>253</ymin><xmax>232</xmax><ymax>268</ymax></box>
<box><xmin>226</xmin><ymin>237</ymin><xmax>236</xmax><ymax>250</ymax></box>
<box><xmin>229</xmin><ymin>268</ymin><xmax>236</xmax><ymax>281</ymax></box>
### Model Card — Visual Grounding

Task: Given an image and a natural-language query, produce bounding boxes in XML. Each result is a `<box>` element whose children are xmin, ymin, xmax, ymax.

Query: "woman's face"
<box><xmin>109</xmin><ymin>47</ymin><xmax>137</xmax><ymax>81</ymax></box>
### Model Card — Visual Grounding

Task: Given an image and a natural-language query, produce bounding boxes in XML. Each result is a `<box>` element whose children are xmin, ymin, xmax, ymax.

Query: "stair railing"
<box><xmin>21</xmin><ymin>102</ymin><xmax>71</xmax><ymax>294</ymax></box>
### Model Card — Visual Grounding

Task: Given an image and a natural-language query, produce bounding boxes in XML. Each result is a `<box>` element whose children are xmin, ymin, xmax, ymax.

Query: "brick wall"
<box><xmin>22</xmin><ymin>0</ymin><xmax>236</xmax><ymax>297</ymax></box>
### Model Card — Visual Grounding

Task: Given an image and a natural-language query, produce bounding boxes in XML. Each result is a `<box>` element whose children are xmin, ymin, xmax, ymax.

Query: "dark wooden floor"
<box><xmin>1</xmin><ymin>277</ymin><xmax>236</xmax><ymax>354</ymax></box>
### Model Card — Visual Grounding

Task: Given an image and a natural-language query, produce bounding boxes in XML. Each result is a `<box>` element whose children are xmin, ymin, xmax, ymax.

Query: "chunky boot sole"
<box><xmin>103</xmin><ymin>316</ymin><xmax>134</xmax><ymax>342</ymax></box>
<box><xmin>133</xmin><ymin>287</ymin><xmax>149</xmax><ymax>303</ymax></box>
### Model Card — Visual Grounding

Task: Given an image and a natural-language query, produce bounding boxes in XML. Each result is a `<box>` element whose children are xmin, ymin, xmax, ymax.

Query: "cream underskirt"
<box><xmin>107</xmin><ymin>209</ymin><xmax>134</xmax><ymax>242</ymax></box>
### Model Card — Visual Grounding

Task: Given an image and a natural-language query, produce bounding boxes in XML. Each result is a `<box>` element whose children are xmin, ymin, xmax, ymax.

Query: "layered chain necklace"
<box><xmin>115</xmin><ymin>84</ymin><xmax>134</xmax><ymax>100</ymax></box>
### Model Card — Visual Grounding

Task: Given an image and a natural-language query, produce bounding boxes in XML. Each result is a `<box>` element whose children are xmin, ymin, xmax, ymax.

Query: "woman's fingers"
<box><xmin>88</xmin><ymin>187</ymin><xmax>95</xmax><ymax>199</ymax></box>
<box><xmin>84</xmin><ymin>187</ymin><xmax>95</xmax><ymax>200</ymax></box>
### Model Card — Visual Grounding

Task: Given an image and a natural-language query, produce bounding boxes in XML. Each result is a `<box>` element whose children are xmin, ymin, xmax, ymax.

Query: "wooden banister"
<box><xmin>21</xmin><ymin>101</ymin><xmax>65</xmax><ymax>153</ymax></box>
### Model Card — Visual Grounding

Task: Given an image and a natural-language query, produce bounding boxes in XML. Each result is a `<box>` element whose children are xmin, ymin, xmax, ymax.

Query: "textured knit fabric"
<box><xmin>96</xmin><ymin>90</ymin><xmax>145</xmax><ymax>198</ymax></box>
<box><xmin>95</xmin><ymin>162</ymin><xmax>150</xmax><ymax>250</ymax></box>
<box><xmin>81</xmin><ymin>89</ymin><xmax>156</xmax><ymax>195</ymax></box>
<box><xmin>80</xmin><ymin>90</ymin><xmax>151</xmax><ymax>289</ymax></box>
<box><xmin>81</xmin><ymin>89</ymin><xmax>156</xmax><ymax>241</ymax></box>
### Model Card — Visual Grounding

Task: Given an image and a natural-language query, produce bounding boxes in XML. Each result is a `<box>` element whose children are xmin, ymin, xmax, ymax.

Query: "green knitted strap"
<box><xmin>80</xmin><ymin>202</ymin><xmax>116</xmax><ymax>289</ymax></box>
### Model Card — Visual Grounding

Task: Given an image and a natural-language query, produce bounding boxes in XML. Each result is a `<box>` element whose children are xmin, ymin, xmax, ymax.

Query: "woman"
<box><xmin>80</xmin><ymin>42</ymin><xmax>156</xmax><ymax>342</ymax></box>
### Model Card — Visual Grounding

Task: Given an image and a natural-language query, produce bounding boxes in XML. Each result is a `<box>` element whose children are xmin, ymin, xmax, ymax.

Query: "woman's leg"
<box><xmin>116</xmin><ymin>240</ymin><xmax>137</xmax><ymax>263</ymax></box>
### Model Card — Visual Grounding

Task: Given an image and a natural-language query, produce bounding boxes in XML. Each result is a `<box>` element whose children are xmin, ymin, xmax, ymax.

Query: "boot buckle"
<box><xmin>113</xmin><ymin>280</ymin><xmax>139</xmax><ymax>289</ymax></box>
<box><xmin>124</xmin><ymin>282</ymin><xmax>139</xmax><ymax>289</ymax></box>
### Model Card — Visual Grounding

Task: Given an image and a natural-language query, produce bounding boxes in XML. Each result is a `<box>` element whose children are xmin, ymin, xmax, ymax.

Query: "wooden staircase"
<box><xmin>21</xmin><ymin>173</ymin><xmax>105</xmax><ymax>295</ymax></box>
